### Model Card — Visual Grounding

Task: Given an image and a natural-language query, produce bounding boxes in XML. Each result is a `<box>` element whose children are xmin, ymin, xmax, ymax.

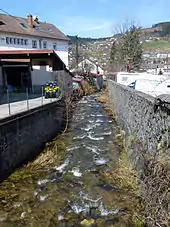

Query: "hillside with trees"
<box><xmin>67</xmin><ymin>21</ymin><xmax>170</xmax><ymax>70</ymax></box>
<box><xmin>67</xmin><ymin>35</ymin><xmax>111</xmax><ymax>45</ymax></box>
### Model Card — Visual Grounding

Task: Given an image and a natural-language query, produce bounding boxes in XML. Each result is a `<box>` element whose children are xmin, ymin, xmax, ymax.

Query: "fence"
<box><xmin>0</xmin><ymin>86</ymin><xmax>63</xmax><ymax>120</ymax></box>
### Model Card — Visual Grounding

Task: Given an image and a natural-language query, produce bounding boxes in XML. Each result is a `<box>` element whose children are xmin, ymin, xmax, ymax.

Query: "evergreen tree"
<box><xmin>110</xmin><ymin>25</ymin><xmax>143</xmax><ymax>71</ymax></box>
<box><xmin>120</xmin><ymin>26</ymin><xmax>143</xmax><ymax>70</ymax></box>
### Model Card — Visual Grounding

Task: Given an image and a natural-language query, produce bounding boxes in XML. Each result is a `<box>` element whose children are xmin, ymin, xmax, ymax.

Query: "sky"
<box><xmin>0</xmin><ymin>0</ymin><xmax>170</xmax><ymax>38</ymax></box>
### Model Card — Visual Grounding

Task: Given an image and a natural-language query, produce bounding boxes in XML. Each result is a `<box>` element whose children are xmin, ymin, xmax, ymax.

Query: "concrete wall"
<box><xmin>56</xmin><ymin>70</ymin><xmax>73</xmax><ymax>95</ymax></box>
<box><xmin>0</xmin><ymin>100</ymin><xmax>66</xmax><ymax>181</ymax></box>
<box><xmin>96</xmin><ymin>76</ymin><xmax>103</xmax><ymax>90</ymax></box>
<box><xmin>108</xmin><ymin>80</ymin><xmax>170</xmax><ymax>154</ymax></box>
<box><xmin>0</xmin><ymin>32</ymin><xmax>68</xmax><ymax>66</ymax></box>
<box><xmin>116</xmin><ymin>72</ymin><xmax>170</xmax><ymax>97</ymax></box>
<box><xmin>32</xmin><ymin>65</ymin><xmax>55</xmax><ymax>84</ymax></box>
<box><xmin>31</xmin><ymin>67</ymin><xmax>73</xmax><ymax>95</ymax></box>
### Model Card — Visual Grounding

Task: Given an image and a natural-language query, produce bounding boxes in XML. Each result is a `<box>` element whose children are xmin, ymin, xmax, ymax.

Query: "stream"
<box><xmin>0</xmin><ymin>94</ymin><xmax>139</xmax><ymax>227</ymax></box>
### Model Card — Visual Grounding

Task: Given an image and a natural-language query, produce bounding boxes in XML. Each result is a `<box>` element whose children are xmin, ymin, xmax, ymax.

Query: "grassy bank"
<box><xmin>97</xmin><ymin>90</ymin><xmax>144</xmax><ymax>226</ymax></box>
<box><xmin>96</xmin><ymin>91</ymin><xmax>116</xmax><ymax>121</ymax></box>
<box><xmin>143</xmin><ymin>40</ymin><xmax>170</xmax><ymax>51</ymax></box>
<box><xmin>97</xmin><ymin>90</ymin><xmax>170</xmax><ymax>227</ymax></box>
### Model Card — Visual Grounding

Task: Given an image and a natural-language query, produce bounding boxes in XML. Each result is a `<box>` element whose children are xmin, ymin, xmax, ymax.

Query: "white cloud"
<box><xmin>59</xmin><ymin>16</ymin><xmax>113</xmax><ymax>37</ymax></box>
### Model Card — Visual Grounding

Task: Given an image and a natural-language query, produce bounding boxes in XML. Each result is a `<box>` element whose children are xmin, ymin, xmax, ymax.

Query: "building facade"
<box><xmin>0</xmin><ymin>14</ymin><xmax>69</xmax><ymax>66</ymax></box>
<box><xmin>0</xmin><ymin>14</ymin><xmax>72</xmax><ymax>96</ymax></box>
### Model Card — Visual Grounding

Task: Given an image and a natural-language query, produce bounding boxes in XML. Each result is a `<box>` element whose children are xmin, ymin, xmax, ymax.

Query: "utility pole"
<box><xmin>75</xmin><ymin>35</ymin><xmax>78</xmax><ymax>70</ymax></box>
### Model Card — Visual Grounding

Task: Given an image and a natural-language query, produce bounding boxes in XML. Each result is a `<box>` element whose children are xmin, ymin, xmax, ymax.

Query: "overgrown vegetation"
<box><xmin>73</xmin><ymin>80</ymin><xmax>95</xmax><ymax>99</ymax></box>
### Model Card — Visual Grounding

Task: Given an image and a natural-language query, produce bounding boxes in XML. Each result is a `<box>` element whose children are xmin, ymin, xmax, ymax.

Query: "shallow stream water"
<box><xmin>0</xmin><ymin>95</ymin><xmax>138</xmax><ymax>227</ymax></box>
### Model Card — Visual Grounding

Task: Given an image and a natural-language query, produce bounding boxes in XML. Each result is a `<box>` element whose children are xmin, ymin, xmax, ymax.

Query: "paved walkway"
<box><xmin>0</xmin><ymin>96</ymin><xmax>61</xmax><ymax>120</ymax></box>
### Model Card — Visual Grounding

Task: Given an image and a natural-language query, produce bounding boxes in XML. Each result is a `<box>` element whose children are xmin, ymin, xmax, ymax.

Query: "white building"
<box><xmin>71</xmin><ymin>59</ymin><xmax>104</xmax><ymax>75</ymax></box>
<box><xmin>114</xmin><ymin>72</ymin><xmax>170</xmax><ymax>97</ymax></box>
<box><xmin>0</xmin><ymin>13</ymin><xmax>69</xmax><ymax>66</ymax></box>
<box><xmin>0</xmin><ymin>13</ymin><xmax>72</xmax><ymax>95</ymax></box>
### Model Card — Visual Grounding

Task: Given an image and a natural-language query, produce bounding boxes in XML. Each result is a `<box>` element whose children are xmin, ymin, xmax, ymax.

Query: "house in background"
<box><xmin>0</xmin><ymin>13</ymin><xmax>72</xmax><ymax>95</ymax></box>
<box><xmin>109</xmin><ymin>71</ymin><xmax>170</xmax><ymax>97</ymax></box>
<box><xmin>71</xmin><ymin>59</ymin><xmax>104</xmax><ymax>75</ymax></box>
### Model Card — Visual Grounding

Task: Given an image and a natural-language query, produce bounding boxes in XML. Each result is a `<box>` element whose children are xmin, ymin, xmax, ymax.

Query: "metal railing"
<box><xmin>0</xmin><ymin>86</ymin><xmax>63</xmax><ymax>120</ymax></box>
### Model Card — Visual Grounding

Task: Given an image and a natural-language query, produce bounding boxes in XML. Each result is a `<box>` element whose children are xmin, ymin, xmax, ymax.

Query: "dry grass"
<box><xmin>96</xmin><ymin>90</ymin><xmax>116</xmax><ymax>121</ymax></box>
<box><xmin>82</xmin><ymin>80</ymin><xmax>95</xmax><ymax>95</ymax></box>
<box><xmin>74</xmin><ymin>81</ymin><xmax>95</xmax><ymax>99</ymax></box>
<box><xmin>100</xmin><ymin>146</ymin><xmax>143</xmax><ymax>227</ymax></box>
<box><xmin>96</xmin><ymin>92</ymin><xmax>143</xmax><ymax>225</ymax></box>
<box><xmin>27</xmin><ymin>138</ymin><xmax>68</xmax><ymax>170</ymax></box>
<box><xmin>141</xmin><ymin>155</ymin><xmax>170</xmax><ymax>227</ymax></box>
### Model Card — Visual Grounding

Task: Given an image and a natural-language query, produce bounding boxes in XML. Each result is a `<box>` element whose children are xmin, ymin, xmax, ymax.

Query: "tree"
<box><xmin>121</xmin><ymin>25</ymin><xmax>143</xmax><ymax>70</ymax></box>
<box><xmin>110</xmin><ymin>22</ymin><xmax>143</xmax><ymax>71</ymax></box>
<box><xmin>109</xmin><ymin>40</ymin><xmax>125</xmax><ymax>71</ymax></box>
<box><xmin>160</xmin><ymin>23</ymin><xmax>170</xmax><ymax>37</ymax></box>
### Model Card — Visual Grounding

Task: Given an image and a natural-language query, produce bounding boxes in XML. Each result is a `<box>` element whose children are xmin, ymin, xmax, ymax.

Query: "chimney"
<box><xmin>27</xmin><ymin>14</ymin><xmax>33</xmax><ymax>28</ymax></box>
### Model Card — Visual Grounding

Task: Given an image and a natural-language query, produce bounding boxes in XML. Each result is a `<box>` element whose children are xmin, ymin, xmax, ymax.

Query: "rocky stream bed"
<box><xmin>0</xmin><ymin>94</ymin><xmax>141</xmax><ymax>227</ymax></box>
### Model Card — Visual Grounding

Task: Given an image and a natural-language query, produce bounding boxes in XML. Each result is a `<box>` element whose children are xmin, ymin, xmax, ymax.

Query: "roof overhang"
<box><xmin>0</xmin><ymin>49</ymin><xmax>66</xmax><ymax>71</ymax></box>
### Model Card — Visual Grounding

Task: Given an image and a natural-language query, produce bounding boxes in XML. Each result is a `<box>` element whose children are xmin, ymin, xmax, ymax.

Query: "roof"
<box><xmin>0</xmin><ymin>49</ymin><xmax>66</xmax><ymax>70</ymax></box>
<box><xmin>0</xmin><ymin>49</ymin><xmax>74</xmax><ymax>76</ymax></box>
<box><xmin>73</xmin><ymin>78</ymin><xmax>83</xmax><ymax>82</ymax></box>
<box><xmin>90</xmin><ymin>72</ymin><xmax>103</xmax><ymax>77</ymax></box>
<box><xmin>0</xmin><ymin>49</ymin><xmax>57</xmax><ymax>55</ymax></box>
<box><xmin>0</xmin><ymin>13</ymin><xmax>69</xmax><ymax>41</ymax></box>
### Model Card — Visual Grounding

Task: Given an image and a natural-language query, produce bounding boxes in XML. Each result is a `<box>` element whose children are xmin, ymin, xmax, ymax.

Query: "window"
<box><xmin>24</xmin><ymin>39</ymin><xmax>28</xmax><ymax>45</ymax></box>
<box><xmin>0</xmin><ymin>21</ymin><xmax>5</xmax><ymax>26</ymax></box>
<box><xmin>53</xmin><ymin>43</ymin><xmax>57</xmax><ymax>50</ymax></box>
<box><xmin>17</xmin><ymin>38</ymin><xmax>20</xmax><ymax>44</ymax></box>
<box><xmin>6</xmin><ymin>37</ymin><xmax>9</xmax><ymax>44</ymax></box>
<box><xmin>20</xmin><ymin>23</ymin><xmax>27</xmax><ymax>28</ymax></box>
<box><xmin>21</xmin><ymin>39</ymin><xmax>24</xmax><ymax>45</ymax></box>
<box><xmin>35</xmin><ymin>26</ymin><xmax>42</xmax><ymax>30</ymax></box>
<box><xmin>43</xmin><ymin>41</ymin><xmax>47</xmax><ymax>49</ymax></box>
<box><xmin>48</xmin><ymin>28</ymin><xmax>53</xmax><ymax>33</ymax></box>
<box><xmin>32</xmin><ymin>40</ymin><xmax>37</xmax><ymax>48</ymax></box>
<box><xmin>9</xmin><ymin>38</ymin><xmax>13</xmax><ymax>44</ymax></box>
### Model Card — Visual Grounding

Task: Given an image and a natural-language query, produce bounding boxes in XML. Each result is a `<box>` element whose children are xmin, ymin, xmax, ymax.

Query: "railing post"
<box><xmin>26</xmin><ymin>88</ymin><xmax>29</xmax><ymax>110</ymax></box>
<box><xmin>32</xmin><ymin>85</ymin><xmax>35</xmax><ymax>94</ymax></box>
<box><xmin>7</xmin><ymin>89</ymin><xmax>11</xmax><ymax>115</ymax></box>
<box><xmin>41</xmin><ymin>86</ymin><xmax>44</xmax><ymax>106</ymax></box>
<box><xmin>56</xmin><ymin>89</ymin><xmax>58</xmax><ymax>101</ymax></box>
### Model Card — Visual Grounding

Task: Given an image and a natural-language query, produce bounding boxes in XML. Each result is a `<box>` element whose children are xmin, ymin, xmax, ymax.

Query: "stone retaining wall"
<box><xmin>108</xmin><ymin>80</ymin><xmax>170</xmax><ymax>226</ymax></box>
<box><xmin>108</xmin><ymin>80</ymin><xmax>170</xmax><ymax>154</ymax></box>
<box><xmin>0</xmin><ymin>101</ymin><xmax>66</xmax><ymax>181</ymax></box>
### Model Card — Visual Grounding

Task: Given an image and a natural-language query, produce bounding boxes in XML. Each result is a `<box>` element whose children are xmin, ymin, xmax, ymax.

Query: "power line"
<box><xmin>0</xmin><ymin>8</ymin><xmax>13</xmax><ymax>16</ymax></box>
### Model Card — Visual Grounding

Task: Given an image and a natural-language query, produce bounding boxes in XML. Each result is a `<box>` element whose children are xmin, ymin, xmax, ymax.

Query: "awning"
<box><xmin>0</xmin><ymin>49</ymin><xmax>66</xmax><ymax>71</ymax></box>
